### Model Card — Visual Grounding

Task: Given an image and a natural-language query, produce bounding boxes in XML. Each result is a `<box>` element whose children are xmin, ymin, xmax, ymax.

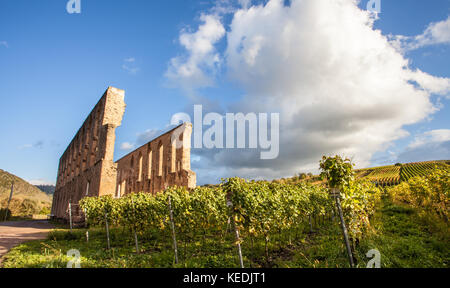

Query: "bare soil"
<box><xmin>0</xmin><ymin>220</ymin><xmax>53</xmax><ymax>264</ymax></box>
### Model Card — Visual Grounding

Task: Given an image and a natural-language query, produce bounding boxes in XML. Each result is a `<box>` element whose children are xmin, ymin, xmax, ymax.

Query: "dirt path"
<box><xmin>0</xmin><ymin>220</ymin><xmax>53</xmax><ymax>264</ymax></box>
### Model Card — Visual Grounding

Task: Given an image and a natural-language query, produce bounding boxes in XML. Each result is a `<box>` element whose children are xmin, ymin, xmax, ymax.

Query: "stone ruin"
<box><xmin>51</xmin><ymin>87</ymin><xmax>196</xmax><ymax>220</ymax></box>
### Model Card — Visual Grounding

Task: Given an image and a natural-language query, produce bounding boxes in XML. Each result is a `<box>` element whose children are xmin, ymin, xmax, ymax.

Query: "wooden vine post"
<box><xmin>234</xmin><ymin>219</ymin><xmax>244</xmax><ymax>269</ymax></box>
<box><xmin>105</xmin><ymin>212</ymin><xmax>111</xmax><ymax>250</ymax></box>
<box><xmin>331</xmin><ymin>188</ymin><xmax>354</xmax><ymax>268</ymax></box>
<box><xmin>131</xmin><ymin>197</ymin><xmax>140</xmax><ymax>254</ymax></box>
<box><xmin>320</xmin><ymin>155</ymin><xmax>355</xmax><ymax>268</ymax></box>
<box><xmin>134</xmin><ymin>228</ymin><xmax>139</xmax><ymax>254</ymax></box>
<box><xmin>84</xmin><ymin>208</ymin><xmax>89</xmax><ymax>243</ymax></box>
<box><xmin>226</xmin><ymin>192</ymin><xmax>244</xmax><ymax>268</ymax></box>
<box><xmin>68</xmin><ymin>202</ymin><xmax>73</xmax><ymax>233</ymax></box>
<box><xmin>168</xmin><ymin>195</ymin><xmax>179</xmax><ymax>264</ymax></box>
<box><xmin>84</xmin><ymin>208</ymin><xmax>88</xmax><ymax>227</ymax></box>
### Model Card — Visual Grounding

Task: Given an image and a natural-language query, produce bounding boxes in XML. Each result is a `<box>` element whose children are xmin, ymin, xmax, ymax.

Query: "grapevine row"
<box><xmin>400</xmin><ymin>163</ymin><xmax>447</xmax><ymax>181</ymax></box>
<box><xmin>79</xmin><ymin>178</ymin><xmax>381</xmax><ymax>264</ymax></box>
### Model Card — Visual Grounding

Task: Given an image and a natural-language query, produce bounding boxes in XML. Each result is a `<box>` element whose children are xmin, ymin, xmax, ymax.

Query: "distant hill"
<box><xmin>35</xmin><ymin>185</ymin><xmax>55</xmax><ymax>195</ymax></box>
<box><xmin>0</xmin><ymin>169</ymin><xmax>52</xmax><ymax>217</ymax></box>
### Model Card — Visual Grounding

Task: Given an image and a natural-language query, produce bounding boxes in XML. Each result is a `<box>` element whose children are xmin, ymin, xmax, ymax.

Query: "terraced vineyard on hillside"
<box><xmin>400</xmin><ymin>161</ymin><xmax>449</xmax><ymax>181</ymax></box>
<box><xmin>356</xmin><ymin>160</ymin><xmax>449</xmax><ymax>186</ymax></box>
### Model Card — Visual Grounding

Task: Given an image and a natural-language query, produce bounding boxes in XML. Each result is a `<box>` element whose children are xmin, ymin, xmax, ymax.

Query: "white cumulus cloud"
<box><xmin>392</xmin><ymin>16</ymin><xmax>450</xmax><ymax>51</ymax></box>
<box><xmin>165</xmin><ymin>14</ymin><xmax>226</xmax><ymax>94</ymax></box>
<box><xmin>408</xmin><ymin>129</ymin><xmax>450</xmax><ymax>149</ymax></box>
<box><xmin>397</xmin><ymin>129</ymin><xmax>450</xmax><ymax>163</ymax></box>
<box><xmin>120</xmin><ymin>142</ymin><xmax>135</xmax><ymax>150</ymax></box>
<box><xmin>168</xmin><ymin>0</ymin><xmax>450</xmax><ymax>183</ymax></box>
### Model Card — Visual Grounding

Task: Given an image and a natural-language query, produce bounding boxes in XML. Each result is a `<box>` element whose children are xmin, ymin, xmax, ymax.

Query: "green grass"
<box><xmin>1</xmin><ymin>227</ymin><xmax>242</xmax><ymax>268</ymax></box>
<box><xmin>355</xmin><ymin>199</ymin><xmax>449</xmax><ymax>268</ymax></box>
<box><xmin>2</xmin><ymin>197</ymin><xmax>448</xmax><ymax>268</ymax></box>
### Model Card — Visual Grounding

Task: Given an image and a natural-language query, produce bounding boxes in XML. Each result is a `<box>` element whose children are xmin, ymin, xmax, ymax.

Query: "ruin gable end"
<box><xmin>51</xmin><ymin>87</ymin><xmax>196</xmax><ymax>220</ymax></box>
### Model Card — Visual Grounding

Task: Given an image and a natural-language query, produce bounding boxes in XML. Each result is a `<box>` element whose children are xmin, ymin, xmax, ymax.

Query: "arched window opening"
<box><xmin>86</xmin><ymin>181</ymin><xmax>90</xmax><ymax>196</ymax></box>
<box><xmin>158</xmin><ymin>144</ymin><xmax>163</xmax><ymax>177</ymax></box>
<box><xmin>171</xmin><ymin>143</ymin><xmax>176</xmax><ymax>173</ymax></box>
<box><xmin>117</xmin><ymin>183</ymin><xmax>121</xmax><ymax>198</ymax></box>
<box><xmin>147</xmin><ymin>150</ymin><xmax>152</xmax><ymax>179</ymax></box>
<box><xmin>138</xmin><ymin>153</ymin><xmax>143</xmax><ymax>182</ymax></box>
<box><xmin>122</xmin><ymin>180</ymin><xmax>126</xmax><ymax>196</ymax></box>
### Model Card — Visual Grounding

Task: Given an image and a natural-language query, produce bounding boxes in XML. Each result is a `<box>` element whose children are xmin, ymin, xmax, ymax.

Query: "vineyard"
<box><xmin>390</xmin><ymin>166</ymin><xmax>450</xmax><ymax>222</ymax></box>
<box><xmin>74</xmin><ymin>175</ymin><xmax>381</xmax><ymax>267</ymax></box>
<box><xmin>400</xmin><ymin>161</ymin><xmax>449</xmax><ymax>181</ymax></box>
<box><xmin>2</xmin><ymin>159</ymin><xmax>449</xmax><ymax>268</ymax></box>
<box><xmin>354</xmin><ymin>160</ymin><xmax>449</xmax><ymax>186</ymax></box>
<box><xmin>357</xmin><ymin>166</ymin><xmax>401</xmax><ymax>186</ymax></box>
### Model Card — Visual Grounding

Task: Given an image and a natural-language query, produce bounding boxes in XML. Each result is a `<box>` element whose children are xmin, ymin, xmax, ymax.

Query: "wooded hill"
<box><xmin>35</xmin><ymin>185</ymin><xmax>55</xmax><ymax>195</ymax></box>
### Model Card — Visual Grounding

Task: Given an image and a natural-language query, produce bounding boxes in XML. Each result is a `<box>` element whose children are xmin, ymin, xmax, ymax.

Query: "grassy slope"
<box><xmin>2</xmin><ymin>196</ymin><xmax>448</xmax><ymax>268</ymax></box>
<box><xmin>0</xmin><ymin>169</ymin><xmax>52</xmax><ymax>216</ymax></box>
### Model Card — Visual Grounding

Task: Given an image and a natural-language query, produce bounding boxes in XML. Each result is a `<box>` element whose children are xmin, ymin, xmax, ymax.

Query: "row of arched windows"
<box><xmin>116</xmin><ymin>140</ymin><xmax>182</xmax><ymax>198</ymax></box>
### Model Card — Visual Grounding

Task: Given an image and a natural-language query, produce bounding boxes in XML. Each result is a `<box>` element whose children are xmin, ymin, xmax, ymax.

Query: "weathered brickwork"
<box><xmin>51</xmin><ymin>87</ymin><xmax>126</xmax><ymax>219</ymax></box>
<box><xmin>51</xmin><ymin>87</ymin><xmax>196</xmax><ymax>220</ymax></box>
<box><xmin>115</xmin><ymin>123</ymin><xmax>196</xmax><ymax>197</ymax></box>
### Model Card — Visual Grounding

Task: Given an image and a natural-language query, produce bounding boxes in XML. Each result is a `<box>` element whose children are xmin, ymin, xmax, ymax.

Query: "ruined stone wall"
<box><xmin>51</xmin><ymin>87</ymin><xmax>126</xmax><ymax>219</ymax></box>
<box><xmin>115</xmin><ymin>123</ymin><xmax>196</xmax><ymax>196</ymax></box>
<box><xmin>51</xmin><ymin>87</ymin><xmax>196</xmax><ymax>220</ymax></box>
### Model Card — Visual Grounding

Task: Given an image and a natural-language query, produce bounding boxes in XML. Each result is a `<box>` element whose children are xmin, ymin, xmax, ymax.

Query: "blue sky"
<box><xmin>0</xmin><ymin>0</ymin><xmax>449</xmax><ymax>185</ymax></box>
